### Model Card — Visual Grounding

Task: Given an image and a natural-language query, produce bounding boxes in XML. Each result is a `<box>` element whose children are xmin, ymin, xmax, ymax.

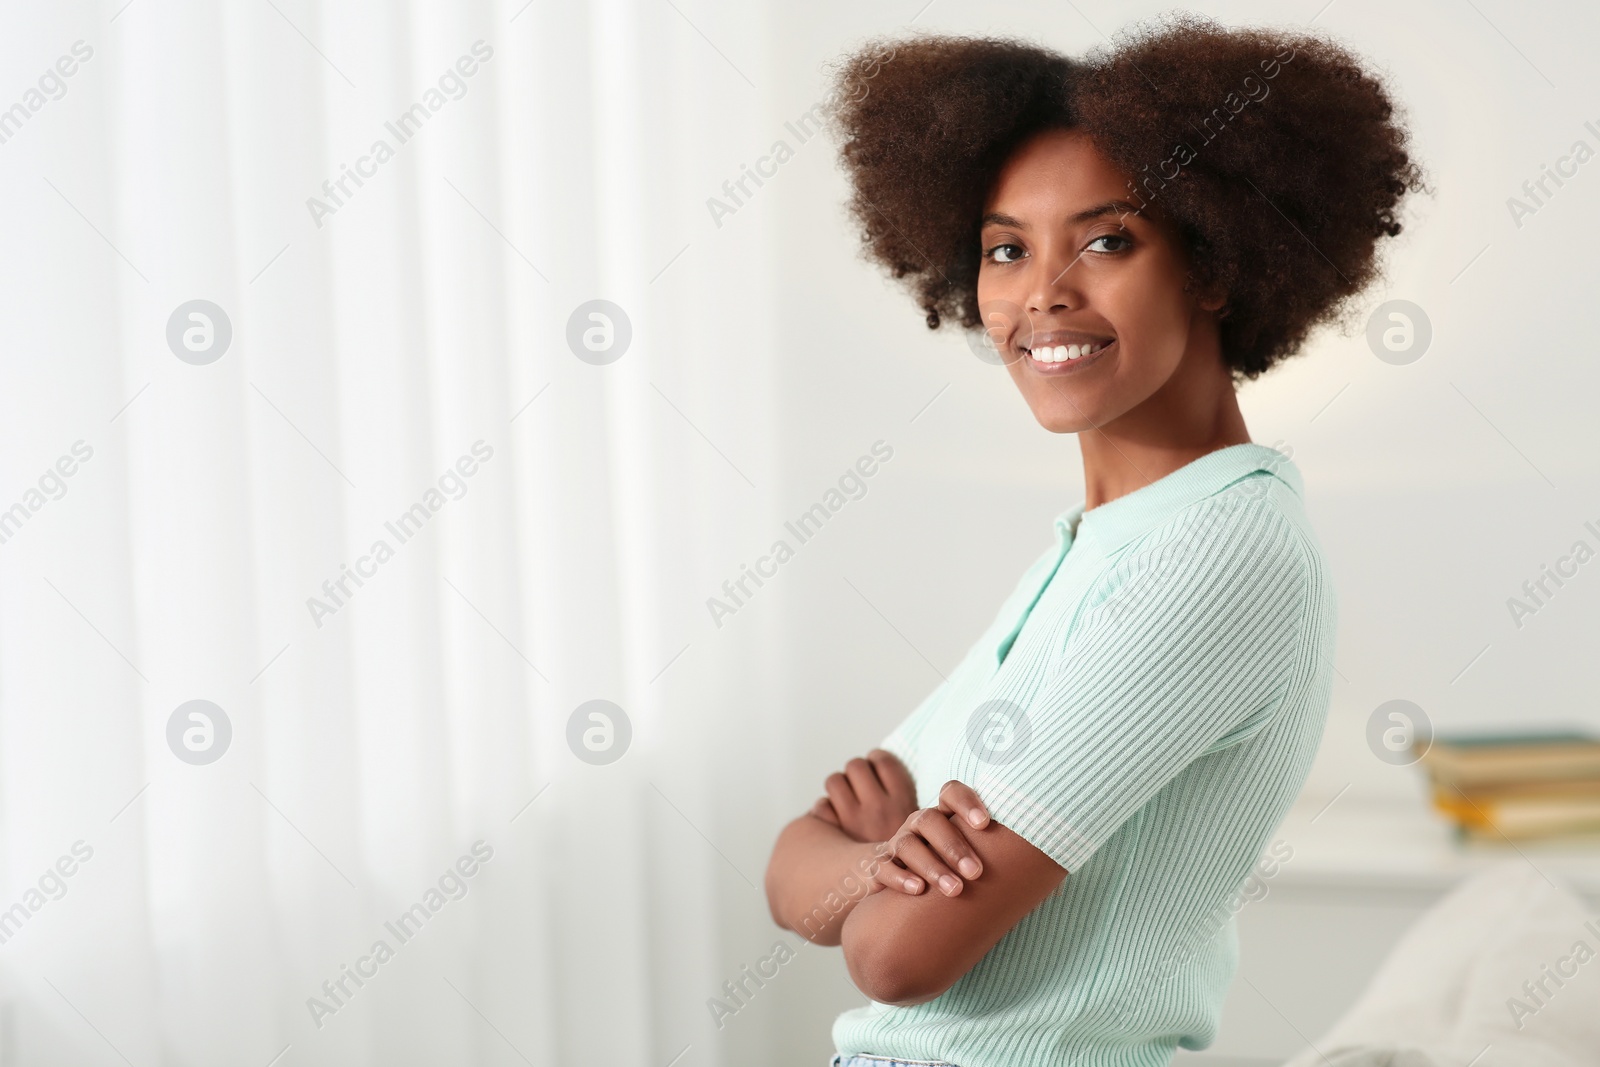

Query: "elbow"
<box><xmin>763</xmin><ymin>820</ymin><xmax>803</xmax><ymax>932</ymax></box>
<box><xmin>848</xmin><ymin>952</ymin><xmax>948</xmax><ymax>1007</ymax></box>
<box><xmin>842</xmin><ymin>914</ymin><xmax>951</xmax><ymax>1007</ymax></box>
<box><xmin>763</xmin><ymin>857</ymin><xmax>805</xmax><ymax>938</ymax></box>
<box><xmin>762</xmin><ymin>861</ymin><xmax>786</xmax><ymax>930</ymax></box>
<box><xmin>763</xmin><ymin>835</ymin><xmax>841</xmax><ymax>946</ymax></box>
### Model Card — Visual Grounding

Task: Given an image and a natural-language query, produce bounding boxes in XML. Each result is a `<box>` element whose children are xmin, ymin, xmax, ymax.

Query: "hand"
<box><xmin>809</xmin><ymin>749</ymin><xmax>919</xmax><ymax>844</ymax></box>
<box><xmin>868</xmin><ymin>779</ymin><xmax>991</xmax><ymax>898</ymax></box>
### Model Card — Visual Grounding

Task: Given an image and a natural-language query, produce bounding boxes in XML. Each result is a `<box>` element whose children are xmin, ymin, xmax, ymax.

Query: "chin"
<box><xmin>1030</xmin><ymin>406</ymin><xmax>1097</xmax><ymax>435</ymax></box>
<box><xmin>1024</xmin><ymin>398</ymin><xmax>1100</xmax><ymax>435</ymax></box>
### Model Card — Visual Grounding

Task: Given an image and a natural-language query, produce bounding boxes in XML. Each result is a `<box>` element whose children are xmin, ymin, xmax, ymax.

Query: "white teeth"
<box><xmin>1030</xmin><ymin>341</ymin><xmax>1111</xmax><ymax>363</ymax></box>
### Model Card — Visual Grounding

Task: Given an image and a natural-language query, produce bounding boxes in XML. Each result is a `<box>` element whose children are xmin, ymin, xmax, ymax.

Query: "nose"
<box><xmin>1023</xmin><ymin>242</ymin><xmax>1087</xmax><ymax>315</ymax></box>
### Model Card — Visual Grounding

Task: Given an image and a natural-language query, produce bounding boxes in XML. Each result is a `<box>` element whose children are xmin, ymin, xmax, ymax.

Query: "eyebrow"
<box><xmin>980</xmin><ymin>199</ymin><xmax>1144</xmax><ymax>230</ymax></box>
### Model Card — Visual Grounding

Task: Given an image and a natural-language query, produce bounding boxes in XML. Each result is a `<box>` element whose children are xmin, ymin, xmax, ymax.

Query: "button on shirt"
<box><xmin>832</xmin><ymin>443</ymin><xmax>1338</xmax><ymax>1067</ymax></box>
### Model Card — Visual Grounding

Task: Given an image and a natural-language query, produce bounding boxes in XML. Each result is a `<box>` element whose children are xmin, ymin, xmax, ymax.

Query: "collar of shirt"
<box><xmin>1054</xmin><ymin>442</ymin><xmax>1302</xmax><ymax>558</ymax></box>
<box><xmin>988</xmin><ymin>443</ymin><xmax>1302</xmax><ymax>671</ymax></box>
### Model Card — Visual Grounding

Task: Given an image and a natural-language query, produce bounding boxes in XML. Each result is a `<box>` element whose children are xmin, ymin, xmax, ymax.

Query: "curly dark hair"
<box><xmin>823</xmin><ymin>16</ymin><xmax>1428</xmax><ymax>379</ymax></box>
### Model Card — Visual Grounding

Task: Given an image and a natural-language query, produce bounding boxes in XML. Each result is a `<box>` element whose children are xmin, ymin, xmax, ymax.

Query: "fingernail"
<box><xmin>939</xmin><ymin>875</ymin><xmax>960</xmax><ymax>895</ymax></box>
<box><xmin>906</xmin><ymin>876</ymin><xmax>923</xmax><ymax>891</ymax></box>
<box><xmin>958</xmin><ymin>857</ymin><xmax>980</xmax><ymax>878</ymax></box>
<box><xmin>968</xmin><ymin>808</ymin><xmax>986</xmax><ymax>827</ymax></box>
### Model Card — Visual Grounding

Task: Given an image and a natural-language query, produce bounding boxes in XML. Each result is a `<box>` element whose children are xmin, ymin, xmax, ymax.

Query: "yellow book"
<box><xmin>1432</xmin><ymin>788</ymin><xmax>1600</xmax><ymax>840</ymax></box>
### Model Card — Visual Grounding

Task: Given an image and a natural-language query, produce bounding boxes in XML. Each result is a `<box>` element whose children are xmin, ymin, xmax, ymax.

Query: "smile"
<box><xmin>1022</xmin><ymin>338</ymin><xmax>1115</xmax><ymax>371</ymax></box>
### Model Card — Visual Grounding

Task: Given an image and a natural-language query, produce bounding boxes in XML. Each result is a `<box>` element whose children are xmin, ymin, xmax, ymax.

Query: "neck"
<box><xmin>1078</xmin><ymin>348</ymin><xmax>1251</xmax><ymax>511</ymax></box>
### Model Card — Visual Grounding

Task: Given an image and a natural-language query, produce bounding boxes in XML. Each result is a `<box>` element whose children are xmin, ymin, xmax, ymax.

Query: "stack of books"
<box><xmin>1418</xmin><ymin>730</ymin><xmax>1600</xmax><ymax>842</ymax></box>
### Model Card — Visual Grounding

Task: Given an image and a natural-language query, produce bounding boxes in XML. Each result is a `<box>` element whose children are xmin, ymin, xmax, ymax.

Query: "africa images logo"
<box><xmin>305</xmin><ymin>41</ymin><xmax>494</xmax><ymax>229</ymax></box>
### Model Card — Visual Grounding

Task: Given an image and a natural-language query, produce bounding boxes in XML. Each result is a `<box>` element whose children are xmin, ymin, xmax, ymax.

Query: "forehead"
<box><xmin>982</xmin><ymin>127</ymin><xmax>1132</xmax><ymax>220</ymax></box>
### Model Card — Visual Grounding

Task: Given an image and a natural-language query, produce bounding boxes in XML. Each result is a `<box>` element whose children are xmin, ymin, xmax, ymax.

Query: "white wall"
<box><xmin>0</xmin><ymin>1</ymin><xmax>1594</xmax><ymax>1065</ymax></box>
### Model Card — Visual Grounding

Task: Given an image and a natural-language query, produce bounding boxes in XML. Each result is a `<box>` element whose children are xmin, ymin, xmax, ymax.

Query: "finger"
<box><xmin>843</xmin><ymin>757</ymin><xmax>886</xmax><ymax>800</ymax></box>
<box><xmin>915</xmin><ymin>809</ymin><xmax>984</xmax><ymax>881</ymax></box>
<box><xmin>937</xmin><ymin>779</ymin><xmax>990</xmax><ymax>830</ymax></box>
<box><xmin>870</xmin><ymin>854</ymin><xmax>925</xmax><ymax>895</ymax></box>
<box><xmin>891</xmin><ymin>834</ymin><xmax>964</xmax><ymax>897</ymax></box>
<box><xmin>823</xmin><ymin>772</ymin><xmax>860</xmax><ymax>822</ymax></box>
<box><xmin>866</xmin><ymin>749</ymin><xmax>917</xmax><ymax>810</ymax></box>
<box><xmin>810</xmin><ymin>796</ymin><xmax>841</xmax><ymax>825</ymax></box>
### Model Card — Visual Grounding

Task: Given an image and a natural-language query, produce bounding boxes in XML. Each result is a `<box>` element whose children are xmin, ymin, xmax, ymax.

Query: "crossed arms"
<box><xmin>763</xmin><ymin>749</ymin><xmax>1067</xmax><ymax>1006</ymax></box>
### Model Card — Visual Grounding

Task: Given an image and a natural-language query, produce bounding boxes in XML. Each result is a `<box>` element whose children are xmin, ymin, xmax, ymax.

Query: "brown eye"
<box><xmin>1087</xmin><ymin>234</ymin><xmax>1132</xmax><ymax>254</ymax></box>
<box><xmin>986</xmin><ymin>243</ymin><xmax>1024</xmax><ymax>264</ymax></box>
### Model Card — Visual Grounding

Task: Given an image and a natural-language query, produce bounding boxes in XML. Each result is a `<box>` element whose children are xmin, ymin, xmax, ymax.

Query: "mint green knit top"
<box><xmin>832</xmin><ymin>443</ymin><xmax>1337</xmax><ymax>1067</ymax></box>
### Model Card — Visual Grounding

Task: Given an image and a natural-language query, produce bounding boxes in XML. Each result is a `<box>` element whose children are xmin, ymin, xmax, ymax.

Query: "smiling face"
<box><xmin>977</xmin><ymin>126</ymin><xmax>1229</xmax><ymax>434</ymax></box>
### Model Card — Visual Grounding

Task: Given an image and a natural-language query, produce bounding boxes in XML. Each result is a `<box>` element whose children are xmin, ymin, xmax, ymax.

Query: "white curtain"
<box><xmin>0</xmin><ymin>1</ymin><xmax>798</xmax><ymax>1064</ymax></box>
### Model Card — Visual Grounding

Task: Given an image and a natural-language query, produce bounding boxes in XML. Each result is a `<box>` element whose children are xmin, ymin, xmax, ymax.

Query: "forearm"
<box><xmin>764</xmin><ymin>813</ymin><xmax>888</xmax><ymax>946</ymax></box>
<box><xmin>839</xmin><ymin>817</ymin><xmax>1068</xmax><ymax>1005</ymax></box>
<box><xmin>841</xmin><ymin>881</ymin><xmax>939</xmax><ymax>1005</ymax></box>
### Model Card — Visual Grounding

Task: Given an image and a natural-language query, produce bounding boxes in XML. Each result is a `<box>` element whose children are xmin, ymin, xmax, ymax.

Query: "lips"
<box><xmin>1022</xmin><ymin>338</ymin><xmax>1114</xmax><ymax>363</ymax></box>
<box><xmin>1017</xmin><ymin>329</ymin><xmax>1117</xmax><ymax>373</ymax></box>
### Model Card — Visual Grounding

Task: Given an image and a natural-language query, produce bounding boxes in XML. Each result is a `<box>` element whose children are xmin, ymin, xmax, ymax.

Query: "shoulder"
<box><xmin>1095</xmin><ymin>473</ymin><xmax>1325</xmax><ymax>628</ymax></box>
<box><xmin>1135</xmin><ymin>474</ymin><xmax>1314</xmax><ymax>575</ymax></box>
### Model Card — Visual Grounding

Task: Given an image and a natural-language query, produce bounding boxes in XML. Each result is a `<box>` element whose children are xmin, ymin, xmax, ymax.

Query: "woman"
<box><xmin>762</xmin><ymin>16</ymin><xmax>1424</xmax><ymax>1067</ymax></box>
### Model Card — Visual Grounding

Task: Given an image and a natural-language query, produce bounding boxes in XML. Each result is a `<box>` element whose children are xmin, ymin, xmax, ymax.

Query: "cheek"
<box><xmin>1102</xmin><ymin>262</ymin><xmax>1193</xmax><ymax>369</ymax></box>
<box><xmin>975</xmin><ymin>270</ymin><xmax>1010</xmax><ymax>323</ymax></box>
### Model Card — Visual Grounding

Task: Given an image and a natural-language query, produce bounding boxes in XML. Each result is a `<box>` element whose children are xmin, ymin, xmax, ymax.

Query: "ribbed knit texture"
<box><xmin>832</xmin><ymin>443</ymin><xmax>1337</xmax><ymax>1067</ymax></box>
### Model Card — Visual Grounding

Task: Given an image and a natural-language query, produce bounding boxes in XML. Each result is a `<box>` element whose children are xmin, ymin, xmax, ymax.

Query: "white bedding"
<box><xmin>1281</xmin><ymin>862</ymin><xmax>1600</xmax><ymax>1067</ymax></box>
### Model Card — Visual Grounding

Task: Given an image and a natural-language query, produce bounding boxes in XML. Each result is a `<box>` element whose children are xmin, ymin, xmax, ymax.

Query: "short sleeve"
<box><xmin>878</xmin><ymin>678</ymin><xmax>946</xmax><ymax>770</ymax></box>
<box><xmin>880</xmin><ymin>539</ymin><xmax>1066</xmax><ymax>782</ymax></box>
<box><xmin>971</xmin><ymin>499</ymin><xmax>1309</xmax><ymax>874</ymax></box>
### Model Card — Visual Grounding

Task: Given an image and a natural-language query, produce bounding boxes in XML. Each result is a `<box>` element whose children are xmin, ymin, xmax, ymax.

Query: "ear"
<box><xmin>1185</xmin><ymin>270</ymin><xmax>1228</xmax><ymax>316</ymax></box>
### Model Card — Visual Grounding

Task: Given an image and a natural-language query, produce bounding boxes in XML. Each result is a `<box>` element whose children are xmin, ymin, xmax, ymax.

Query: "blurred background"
<box><xmin>0</xmin><ymin>0</ymin><xmax>1597</xmax><ymax>1064</ymax></box>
